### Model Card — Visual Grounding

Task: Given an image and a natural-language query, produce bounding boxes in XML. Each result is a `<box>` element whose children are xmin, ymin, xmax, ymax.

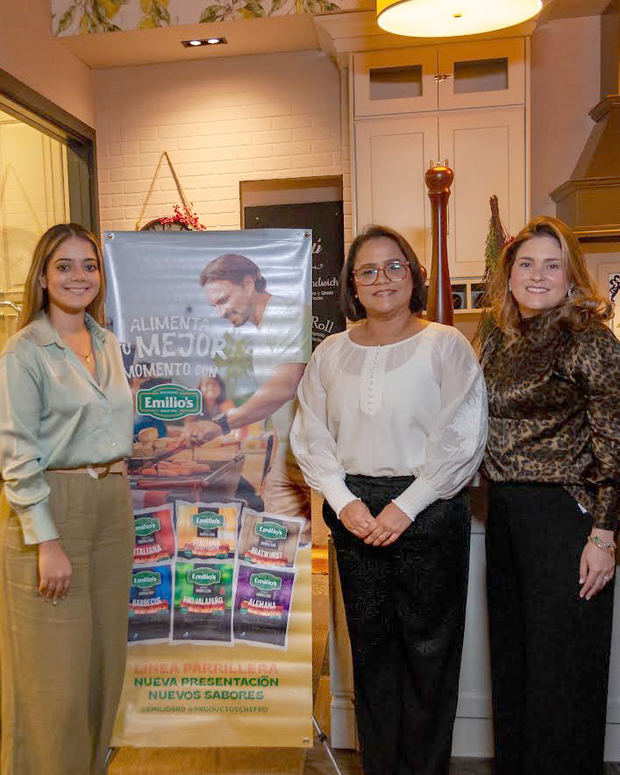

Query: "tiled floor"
<box><xmin>305</xmin><ymin>743</ymin><xmax>620</xmax><ymax>775</ymax></box>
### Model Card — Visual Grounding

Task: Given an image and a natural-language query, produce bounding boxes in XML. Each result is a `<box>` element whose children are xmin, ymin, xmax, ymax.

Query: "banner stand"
<box><xmin>105</xmin><ymin>229</ymin><xmax>314</xmax><ymax>752</ymax></box>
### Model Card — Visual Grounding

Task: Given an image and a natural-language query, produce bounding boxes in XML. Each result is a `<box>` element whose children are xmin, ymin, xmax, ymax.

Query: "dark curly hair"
<box><xmin>340</xmin><ymin>225</ymin><xmax>426</xmax><ymax>321</ymax></box>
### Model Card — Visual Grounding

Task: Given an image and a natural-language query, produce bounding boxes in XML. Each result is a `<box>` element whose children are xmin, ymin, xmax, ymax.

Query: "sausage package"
<box><xmin>175</xmin><ymin>500</ymin><xmax>242</xmax><ymax>561</ymax></box>
<box><xmin>172</xmin><ymin>561</ymin><xmax>234</xmax><ymax>644</ymax></box>
<box><xmin>128</xmin><ymin>563</ymin><xmax>173</xmax><ymax>643</ymax></box>
<box><xmin>237</xmin><ymin>511</ymin><xmax>304</xmax><ymax>569</ymax></box>
<box><xmin>133</xmin><ymin>503</ymin><xmax>175</xmax><ymax>564</ymax></box>
<box><xmin>233</xmin><ymin>564</ymin><xmax>296</xmax><ymax>649</ymax></box>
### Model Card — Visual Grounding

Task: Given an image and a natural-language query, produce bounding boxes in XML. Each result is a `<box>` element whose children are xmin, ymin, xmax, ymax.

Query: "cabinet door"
<box><xmin>353</xmin><ymin>47</ymin><xmax>439</xmax><ymax>118</ymax></box>
<box><xmin>437</xmin><ymin>38</ymin><xmax>526</xmax><ymax>110</ymax></box>
<box><xmin>355</xmin><ymin>115</ymin><xmax>439</xmax><ymax>270</ymax></box>
<box><xmin>438</xmin><ymin>106</ymin><xmax>526</xmax><ymax>278</ymax></box>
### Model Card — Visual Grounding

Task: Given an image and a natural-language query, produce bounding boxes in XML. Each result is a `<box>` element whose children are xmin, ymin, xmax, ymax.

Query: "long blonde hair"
<box><xmin>485</xmin><ymin>215</ymin><xmax>612</xmax><ymax>344</ymax></box>
<box><xmin>19</xmin><ymin>224</ymin><xmax>106</xmax><ymax>330</ymax></box>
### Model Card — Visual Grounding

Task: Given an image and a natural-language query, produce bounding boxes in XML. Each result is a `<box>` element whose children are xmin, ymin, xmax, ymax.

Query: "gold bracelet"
<box><xmin>587</xmin><ymin>534</ymin><xmax>616</xmax><ymax>557</ymax></box>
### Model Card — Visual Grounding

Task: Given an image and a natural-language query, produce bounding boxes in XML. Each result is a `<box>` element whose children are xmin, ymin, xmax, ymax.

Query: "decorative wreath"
<box><xmin>137</xmin><ymin>152</ymin><xmax>207</xmax><ymax>231</ymax></box>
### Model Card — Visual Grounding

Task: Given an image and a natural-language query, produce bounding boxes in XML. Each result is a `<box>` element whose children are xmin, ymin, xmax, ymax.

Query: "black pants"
<box><xmin>324</xmin><ymin>474</ymin><xmax>471</xmax><ymax>775</ymax></box>
<box><xmin>486</xmin><ymin>483</ymin><xmax>614</xmax><ymax>775</ymax></box>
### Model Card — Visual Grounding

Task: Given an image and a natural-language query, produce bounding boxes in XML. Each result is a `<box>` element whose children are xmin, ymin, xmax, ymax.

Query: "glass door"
<box><xmin>0</xmin><ymin>81</ymin><xmax>96</xmax><ymax>350</ymax></box>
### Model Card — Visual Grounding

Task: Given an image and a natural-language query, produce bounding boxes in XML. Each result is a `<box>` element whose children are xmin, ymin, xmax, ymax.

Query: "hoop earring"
<box><xmin>508</xmin><ymin>279</ymin><xmax>512</xmax><ymax>293</ymax></box>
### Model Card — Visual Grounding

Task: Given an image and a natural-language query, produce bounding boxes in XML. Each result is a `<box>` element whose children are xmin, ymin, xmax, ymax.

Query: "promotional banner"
<box><xmin>105</xmin><ymin>230</ymin><xmax>313</xmax><ymax>748</ymax></box>
<box><xmin>244</xmin><ymin>201</ymin><xmax>346</xmax><ymax>349</ymax></box>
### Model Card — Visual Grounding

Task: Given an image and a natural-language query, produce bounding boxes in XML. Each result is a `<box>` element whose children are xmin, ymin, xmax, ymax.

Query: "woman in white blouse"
<box><xmin>291</xmin><ymin>225</ymin><xmax>487</xmax><ymax>775</ymax></box>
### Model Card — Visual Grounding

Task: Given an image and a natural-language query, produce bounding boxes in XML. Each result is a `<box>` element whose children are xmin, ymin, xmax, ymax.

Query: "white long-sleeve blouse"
<box><xmin>290</xmin><ymin>322</ymin><xmax>488</xmax><ymax>520</ymax></box>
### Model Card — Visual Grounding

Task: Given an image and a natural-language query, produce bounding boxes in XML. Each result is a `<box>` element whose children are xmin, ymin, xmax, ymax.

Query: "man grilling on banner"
<box><xmin>190</xmin><ymin>253</ymin><xmax>311</xmax><ymax>522</ymax></box>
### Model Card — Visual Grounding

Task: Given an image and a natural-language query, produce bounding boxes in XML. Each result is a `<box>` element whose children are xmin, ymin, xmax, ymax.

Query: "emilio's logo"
<box><xmin>255</xmin><ymin>522</ymin><xmax>288</xmax><ymax>541</ymax></box>
<box><xmin>136</xmin><ymin>384</ymin><xmax>202</xmax><ymax>421</ymax></box>
<box><xmin>133</xmin><ymin>571</ymin><xmax>161</xmax><ymax>589</ymax></box>
<box><xmin>187</xmin><ymin>568</ymin><xmax>220</xmax><ymax>586</ymax></box>
<box><xmin>134</xmin><ymin>516</ymin><xmax>160</xmax><ymax>537</ymax></box>
<box><xmin>250</xmin><ymin>573</ymin><xmax>282</xmax><ymax>593</ymax></box>
<box><xmin>193</xmin><ymin>512</ymin><xmax>223</xmax><ymax>530</ymax></box>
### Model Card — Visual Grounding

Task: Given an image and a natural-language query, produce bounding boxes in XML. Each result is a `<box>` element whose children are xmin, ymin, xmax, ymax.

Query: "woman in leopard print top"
<box><xmin>481</xmin><ymin>215</ymin><xmax>619</xmax><ymax>775</ymax></box>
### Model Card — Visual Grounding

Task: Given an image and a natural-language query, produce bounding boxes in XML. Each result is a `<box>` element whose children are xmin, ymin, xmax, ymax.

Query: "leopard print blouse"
<box><xmin>481</xmin><ymin>313</ymin><xmax>620</xmax><ymax>530</ymax></box>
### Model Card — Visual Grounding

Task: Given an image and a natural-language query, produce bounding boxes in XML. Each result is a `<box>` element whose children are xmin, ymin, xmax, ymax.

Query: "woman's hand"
<box><xmin>339</xmin><ymin>500</ymin><xmax>375</xmax><ymax>539</ymax></box>
<box><xmin>38</xmin><ymin>539</ymin><xmax>72</xmax><ymax>602</ymax></box>
<box><xmin>579</xmin><ymin>528</ymin><xmax>616</xmax><ymax>601</ymax></box>
<box><xmin>364</xmin><ymin>502</ymin><xmax>412</xmax><ymax>547</ymax></box>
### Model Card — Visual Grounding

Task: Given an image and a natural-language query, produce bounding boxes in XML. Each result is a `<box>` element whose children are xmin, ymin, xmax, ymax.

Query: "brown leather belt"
<box><xmin>47</xmin><ymin>460</ymin><xmax>127</xmax><ymax>479</ymax></box>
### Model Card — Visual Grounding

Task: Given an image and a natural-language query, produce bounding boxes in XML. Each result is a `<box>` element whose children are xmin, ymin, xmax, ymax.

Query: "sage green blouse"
<box><xmin>0</xmin><ymin>312</ymin><xmax>133</xmax><ymax>544</ymax></box>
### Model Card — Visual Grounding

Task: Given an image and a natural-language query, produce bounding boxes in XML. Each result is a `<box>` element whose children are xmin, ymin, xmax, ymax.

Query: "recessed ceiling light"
<box><xmin>181</xmin><ymin>37</ymin><xmax>227</xmax><ymax>48</ymax></box>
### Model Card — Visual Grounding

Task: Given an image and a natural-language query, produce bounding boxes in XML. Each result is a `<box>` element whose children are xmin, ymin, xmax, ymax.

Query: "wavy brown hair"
<box><xmin>340</xmin><ymin>225</ymin><xmax>426</xmax><ymax>321</ymax></box>
<box><xmin>19</xmin><ymin>223</ymin><xmax>106</xmax><ymax>330</ymax></box>
<box><xmin>485</xmin><ymin>215</ymin><xmax>612</xmax><ymax>344</ymax></box>
<box><xmin>199</xmin><ymin>253</ymin><xmax>267</xmax><ymax>292</ymax></box>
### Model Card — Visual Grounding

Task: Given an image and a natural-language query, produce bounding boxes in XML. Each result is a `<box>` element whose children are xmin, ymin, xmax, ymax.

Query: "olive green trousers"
<box><xmin>0</xmin><ymin>471</ymin><xmax>134</xmax><ymax>775</ymax></box>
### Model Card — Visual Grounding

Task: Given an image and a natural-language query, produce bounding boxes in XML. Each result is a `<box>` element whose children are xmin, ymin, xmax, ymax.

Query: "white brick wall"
<box><xmin>94</xmin><ymin>51</ymin><xmax>346</xmax><ymax>232</ymax></box>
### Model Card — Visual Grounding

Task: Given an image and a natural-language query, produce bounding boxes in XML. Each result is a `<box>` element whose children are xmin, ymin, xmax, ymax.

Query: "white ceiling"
<box><xmin>57</xmin><ymin>0</ymin><xmax>613</xmax><ymax>68</ymax></box>
<box><xmin>58</xmin><ymin>15</ymin><xmax>322</xmax><ymax>68</ymax></box>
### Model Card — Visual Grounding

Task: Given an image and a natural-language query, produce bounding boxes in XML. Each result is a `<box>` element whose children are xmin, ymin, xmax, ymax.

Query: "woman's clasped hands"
<box><xmin>339</xmin><ymin>499</ymin><xmax>412</xmax><ymax>547</ymax></box>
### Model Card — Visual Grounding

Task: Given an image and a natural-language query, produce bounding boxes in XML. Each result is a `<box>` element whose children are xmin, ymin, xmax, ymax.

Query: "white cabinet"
<box><xmin>353</xmin><ymin>46</ymin><xmax>439</xmax><ymax>117</ymax></box>
<box><xmin>354</xmin><ymin>115</ymin><xmax>438</xmax><ymax>267</ymax></box>
<box><xmin>353</xmin><ymin>38</ymin><xmax>526</xmax><ymax>118</ymax></box>
<box><xmin>354</xmin><ymin>107</ymin><xmax>526</xmax><ymax>276</ymax></box>
<box><xmin>452</xmin><ymin>519</ymin><xmax>493</xmax><ymax>757</ymax></box>
<box><xmin>436</xmin><ymin>38</ymin><xmax>526</xmax><ymax>111</ymax></box>
<box><xmin>440</xmin><ymin>107</ymin><xmax>526</xmax><ymax>277</ymax></box>
<box><xmin>351</xmin><ymin>37</ymin><xmax>529</xmax><ymax>278</ymax></box>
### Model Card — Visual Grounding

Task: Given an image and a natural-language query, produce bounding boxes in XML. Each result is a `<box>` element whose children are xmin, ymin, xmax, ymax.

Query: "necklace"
<box><xmin>74</xmin><ymin>349</ymin><xmax>93</xmax><ymax>364</ymax></box>
<box><xmin>54</xmin><ymin>322</ymin><xmax>93</xmax><ymax>365</ymax></box>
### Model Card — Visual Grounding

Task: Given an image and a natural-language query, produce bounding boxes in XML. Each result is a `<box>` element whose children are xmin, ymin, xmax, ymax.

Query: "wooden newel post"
<box><xmin>425</xmin><ymin>162</ymin><xmax>454</xmax><ymax>326</ymax></box>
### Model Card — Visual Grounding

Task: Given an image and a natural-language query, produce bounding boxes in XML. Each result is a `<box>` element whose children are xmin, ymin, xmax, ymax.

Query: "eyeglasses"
<box><xmin>353</xmin><ymin>260</ymin><xmax>410</xmax><ymax>287</ymax></box>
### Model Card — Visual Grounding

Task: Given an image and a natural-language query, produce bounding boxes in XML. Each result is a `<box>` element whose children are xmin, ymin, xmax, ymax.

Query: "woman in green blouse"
<box><xmin>0</xmin><ymin>224</ymin><xmax>134</xmax><ymax>775</ymax></box>
<box><xmin>481</xmin><ymin>216</ymin><xmax>619</xmax><ymax>775</ymax></box>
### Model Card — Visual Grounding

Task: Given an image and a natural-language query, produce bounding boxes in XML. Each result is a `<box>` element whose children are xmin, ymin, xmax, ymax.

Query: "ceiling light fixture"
<box><xmin>376</xmin><ymin>0</ymin><xmax>542</xmax><ymax>38</ymax></box>
<box><xmin>181</xmin><ymin>37</ymin><xmax>228</xmax><ymax>48</ymax></box>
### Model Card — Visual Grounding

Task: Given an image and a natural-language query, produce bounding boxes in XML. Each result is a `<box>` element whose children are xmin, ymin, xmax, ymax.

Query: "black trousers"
<box><xmin>486</xmin><ymin>483</ymin><xmax>614</xmax><ymax>775</ymax></box>
<box><xmin>324</xmin><ymin>475</ymin><xmax>471</xmax><ymax>775</ymax></box>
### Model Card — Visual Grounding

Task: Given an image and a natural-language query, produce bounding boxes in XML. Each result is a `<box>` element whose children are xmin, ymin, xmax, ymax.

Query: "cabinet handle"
<box><xmin>434</xmin><ymin>74</ymin><xmax>453</xmax><ymax>82</ymax></box>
